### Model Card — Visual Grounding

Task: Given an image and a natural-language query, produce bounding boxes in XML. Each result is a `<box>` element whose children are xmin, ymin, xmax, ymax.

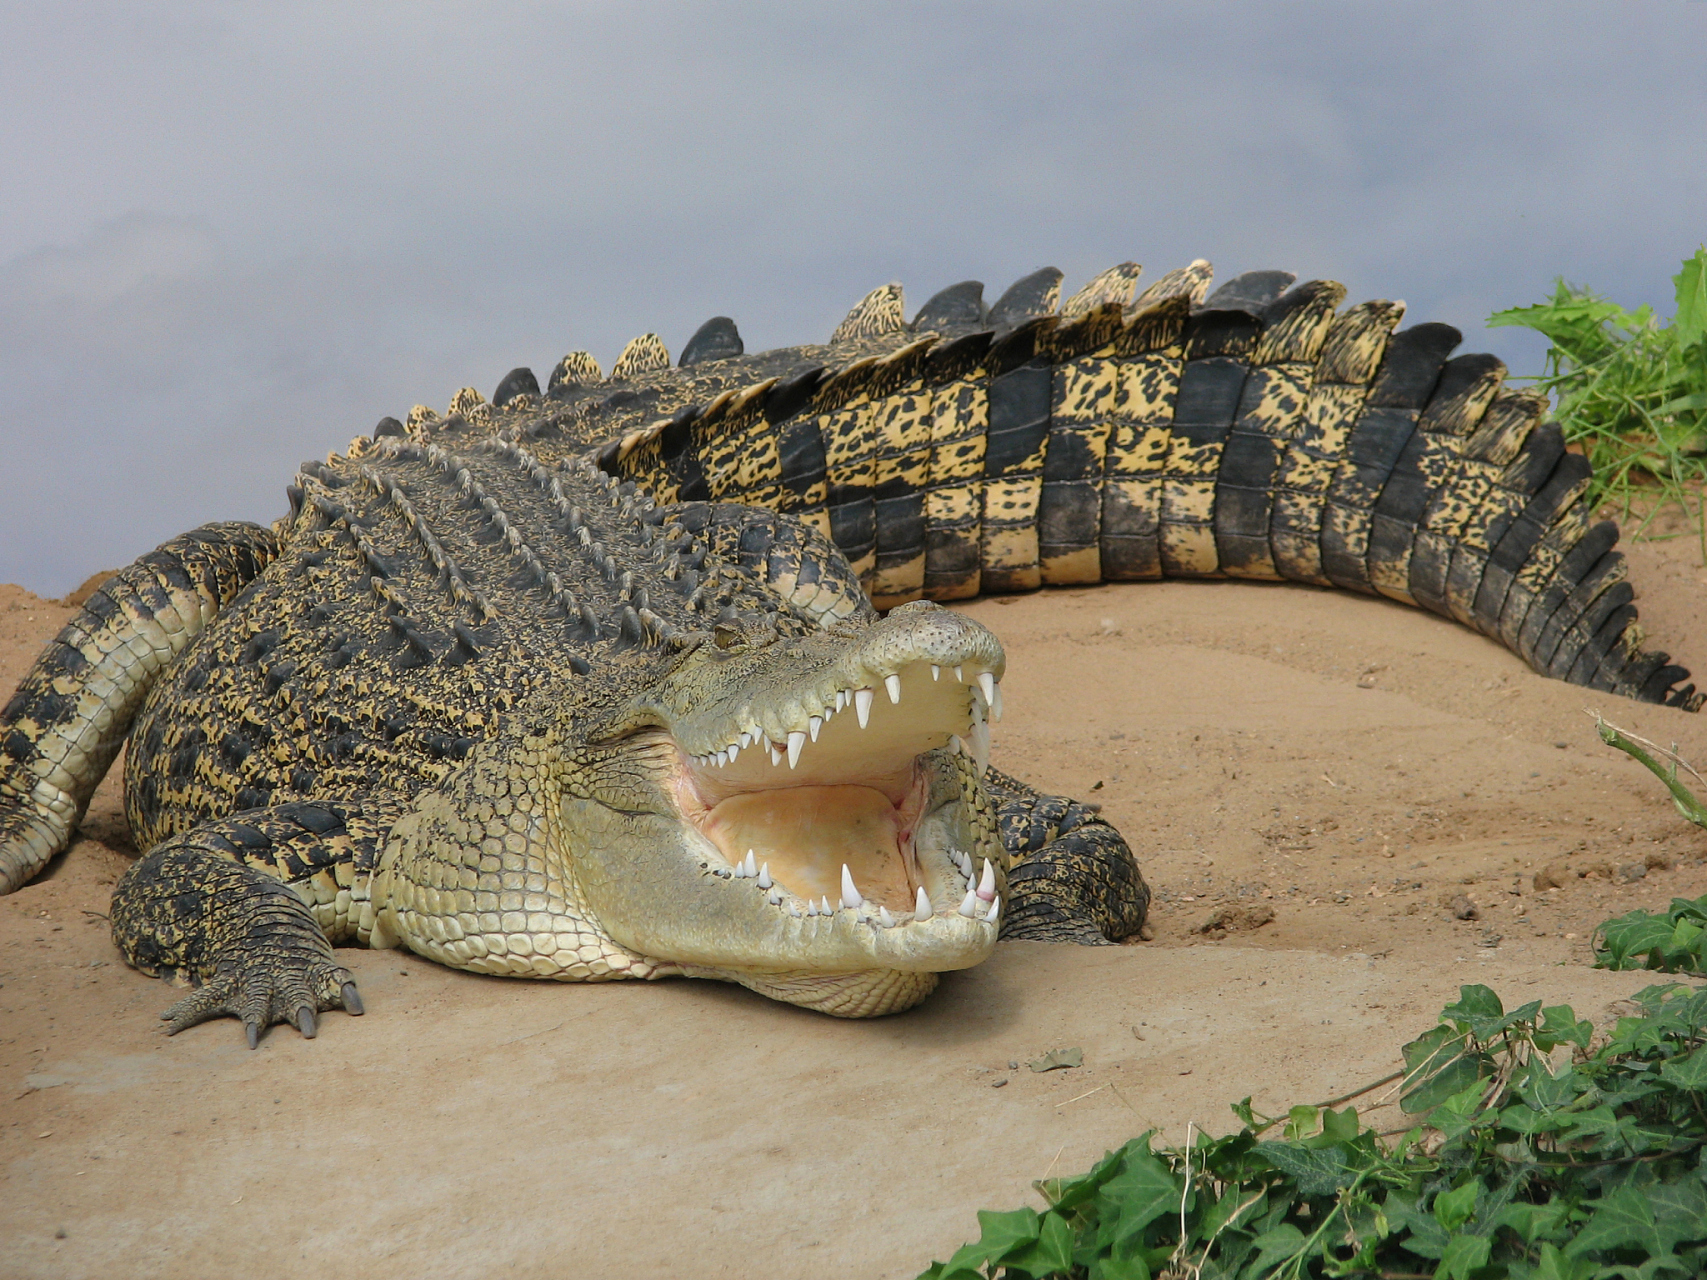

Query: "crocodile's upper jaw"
<box><xmin>569</xmin><ymin>602</ymin><xmax>1007</xmax><ymax>1016</ymax></box>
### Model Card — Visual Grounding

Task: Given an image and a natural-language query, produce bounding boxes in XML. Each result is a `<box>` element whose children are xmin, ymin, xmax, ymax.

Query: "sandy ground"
<box><xmin>4</xmin><ymin>537</ymin><xmax>1707</xmax><ymax>1279</ymax></box>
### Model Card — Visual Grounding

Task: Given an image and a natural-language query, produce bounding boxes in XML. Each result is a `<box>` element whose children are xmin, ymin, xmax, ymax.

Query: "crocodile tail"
<box><xmin>0</xmin><ymin>522</ymin><xmax>278</xmax><ymax>893</ymax></box>
<box><xmin>597</xmin><ymin>264</ymin><xmax>1698</xmax><ymax>709</ymax></box>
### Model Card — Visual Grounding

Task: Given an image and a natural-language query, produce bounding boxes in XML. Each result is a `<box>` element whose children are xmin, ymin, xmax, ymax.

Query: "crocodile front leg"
<box><xmin>110</xmin><ymin>797</ymin><xmax>402</xmax><ymax>1047</ymax></box>
<box><xmin>984</xmin><ymin>767</ymin><xmax>1151</xmax><ymax>945</ymax></box>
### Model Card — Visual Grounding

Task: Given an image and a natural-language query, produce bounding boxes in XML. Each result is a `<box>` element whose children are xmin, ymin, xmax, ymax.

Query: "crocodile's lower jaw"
<box><xmin>686</xmin><ymin>965</ymin><xmax>940</xmax><ymax>1018</ymax></box>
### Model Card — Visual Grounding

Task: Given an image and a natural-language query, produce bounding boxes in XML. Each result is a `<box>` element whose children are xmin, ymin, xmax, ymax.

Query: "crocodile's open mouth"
<box><xmin>581</xmin><ymin>601</ymin><xmax>1008</xmax><ymax>1014</ymax></box>
<box><xmin>675</xmin><ymin>656</ymin><xmax>1001</xmax><ymax>927</ymax></box>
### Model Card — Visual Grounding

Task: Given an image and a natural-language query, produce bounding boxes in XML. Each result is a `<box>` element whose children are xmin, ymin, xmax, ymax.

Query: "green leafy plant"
<box><xmin>1596</xmin><ymin>894</ymin><xmax>1707</xmax><ymax>975</ymax></box>
<box><xmin>1591</xmin><ymin>715</ymin><xmax>1707</xmax><ymax>974</ymax></box>
<box><xmin>1489</xmin><ymin>247</ymin><xmax>1707</xmax><ymax>539</ymax></box>
<box><xmin>919</xmin><ymin>984</ymin><xmax>1707</xmax><ymax>1279</ymax></box>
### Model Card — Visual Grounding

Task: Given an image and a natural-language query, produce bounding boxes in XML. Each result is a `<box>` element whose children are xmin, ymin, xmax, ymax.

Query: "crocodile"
<box><xmin>0</xmin><ymin>258</ymin><xmax>1696</xmax><ymax>1047</ymax></box>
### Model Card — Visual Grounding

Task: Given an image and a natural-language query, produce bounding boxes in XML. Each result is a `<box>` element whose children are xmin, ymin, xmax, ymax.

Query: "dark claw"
<box><xmin>296</xmin><ymin>1006</ymin><xmax>317</xmax><ymax>1039</ymax></box>
<box><xmin>245</xmin><ymin>1019</ymin><xmax>260</xmax><ymax>1050</ymax></box>
<box><xmin>341</xmin><ymin>982</ymin><xmax>364</xmax><ymax>1016</ymax></box>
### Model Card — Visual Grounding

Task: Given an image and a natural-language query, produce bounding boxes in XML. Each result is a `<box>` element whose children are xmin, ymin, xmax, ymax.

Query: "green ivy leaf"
<box><xmin>939</xmin><ymin>1207</ymin><xmax>1040</xmax><ymax>1276</ymax></box>
<box><xmin>1494</xmin><ymin>1200</ymin><xmax>1573</xmax><ymax>1246</ymax></box>
<box><xmin>1402</xmin><ymin>1025</ymin><xmax>1488</xmax><ymax>1114</ymax></box>
<box><xmin>1441</xmin><ymin>984</ymin><xmax>1505</xmax><ymax>1034</ymax></box>
<box><xmin>1244</xmin><ymin>1224</ymin><xmax>1312</xmax><ymax>1278</ymax></box>
<box><xmin>1567</xmin><ymin>1185</ymin><xmax>1682</xmax><ymax>1259</ymax></box>
<box><xmin>1647</xmin><ymin>1180</ymin><xmax>1707</xmax><ymax>1250</ymax></box>
<box><xmin>1428</xmin><ymin>1077</ymin><xmax>1500</xmax><ymax>1142</ymax></box>
<box><xmin>1596</xmin><ymin>909</ymin><xmax>1677</xmax><ymax>970</ymax></box>
<box><xmin>1538</xmin><ymin>1005</ymin><xmax>1594</xmax><ymax>1051</ymax></box>
<box><xmin>1658</xmin><ymin>1043</ymin><xmax>1707</xmax><ymax>1092</ymax></box>
<box><xmin>1518</xmin><ymin>1242</ymin><xmax>1598</xmax><ymax>1280</ymax></box>
<box><xmin>1498</xmin><ymin>1102</ymin><xmax>1561</xmax><ymax>1135</ymax></box>
<box><xmin>1039</xmin><ymin>1140</ymin><xmax>1138</xmax><ymax>1213</ymax></box>
<box><xmin>1000</xmin><ymin>1211</ymin><xmax>1075</xmax><ymax>1278</ymax></box>
<box><xmin>1436</xmin><ymin>1233</ymin><xmax>1491</xmax><ymax>1280</ymax></box>
<box><xmin>1197</xmin><ymin>1185</ymin><xmax>1267</xmax><ymax>1241</ymax></box>
<box><xmin>1254</xmin><ymin>1142</ymin><xmax>1353</xmax><ymax>1197</ymax></box>
<box><xmin>1434</xmin><ymin>1180</ymin><xmax>1481</xmax><ymax>1232</ymax></box>
<box><xmin>1096</xmin><ymin>1152</ymin><xmax>1181</xmax><ymax>1252</ymax></box>
<box><xmin>1087</xmin><ymin>1254</ymin><xmax>1151</xmax><ymax>1280</ymax></box>
<box><xmin>1316</xmin><ymin>1106</ymin><xmax>1361</xmax><ymax>1147</ymax></box>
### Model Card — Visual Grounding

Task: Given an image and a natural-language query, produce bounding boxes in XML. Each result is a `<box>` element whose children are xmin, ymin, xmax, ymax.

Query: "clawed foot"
<box><xmin>161</xmin><ymin>955</ymin><xmax>364</xmax><ymax>1049</ymax></box>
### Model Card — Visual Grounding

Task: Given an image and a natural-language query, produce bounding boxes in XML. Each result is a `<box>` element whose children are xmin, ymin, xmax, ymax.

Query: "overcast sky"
<box><xmin>3</xmin><ymin>1</ymin><xmax>1705</xmax><ymax>595</ymax></box>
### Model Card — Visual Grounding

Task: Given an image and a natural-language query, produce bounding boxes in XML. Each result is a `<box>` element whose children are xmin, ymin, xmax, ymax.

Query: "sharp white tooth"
<box><xmin>787</xmin><ymin>731</ymin><xmax>806</xmax><ymax>769</ymax></box>
<box><xmin>930</xmin><ymin>664</ymin><xmax>941</xmax><ymax>681</ymax></box>
<box><xmin>820</xmin><ymin>895</ymin><xmax>833</xmax><ymax>916</ymax></box>
<box><xmin>949</xmin><ymin>734</ymin><xmax>963</xmax><ymax>757</ymax></box>
<box><xmin>732</xmin><ymin>860</ymin><xmax>747</xmax><ymax>879</ymax></box>
<box><xmin>756</xmin><ymin>863</ymin><xmax>773</xmax><ymax>890</ymax></box>
<box><xmin>978</xmin><ymin>671</ymin><xmax>996</xmax><ymax>709</ymax></box>
<box><xmin>835</xmin><ymin>689</ymin><xmax>847</xmax><ymax>712</ymax></box>
<box><xmin>884</xmin><ymin>673</ymin><xmax>902</xmax><ymax>704</ymax></box>
<box><xmin>808</xmin><ymin>715</ymin><xmax>822</xmax><ymax>742</ymax></box>
<box><xmin>739</xmin><ymin>731</ymin><xmax>752</xmax><ymax>749</ymax></box>
<box><xmin>970</xmin><ymin>721</ymin><xmax>990</xmax><ymax>775</ymax></box>
<box><xmin>840</xmin><ymin>864</ymin><xmax>863</xmax><ymax>909</ymax></box>
<box><xmin>985</xmin><ymin>893</ymin><xmax>1001</xmax><ymax>923</ymax></box>
<box><xmin>957</xmin><ymin>888</ymin><xmax>980</xmax><ymax>918</ymax></box>
<box><xmin>743</xmin><ymin>850</ymin><xmax>758</xmax><ymax>878</ymax></box>
<box><xmin>788</xmin><ymin>902</ymin><xmax>802</xmax><ymax>917</ymax></box>
<box><xmin>727</xmin><ymin>743</ymin><xmax>740</xmax><ymax>765</ymax></box>
<box><xmin>806</xmin><ymin>899</ymin><xmax>819</xmax><ymax>917</ymax></box>
<box><xmin>854</xmin><ymin>688</ymin><xmax>873</xmax><ymax>728</ymax></box>
<box><xmin>719</xmin><ymin>749</ymin><xmax>731</xmax><ymax>767</ymax></box>
<box><xmin>915</xmin><ymin>886</ymin><xmax>932</xmax><ymax>919</ymax></box>
<box><xmin>990</xmin><ymin>683</ymin><xmax>1002</xmax><ymax>722</ymax></box>
<box><xmin>879</xmin><ymin>906</ymin><xmax>896</xmax><ymax>928</ymax></box>
<box><xmin>977</xmin><ymin>859</ymin><xmax>996</xmax><ymax>901</ymax></box>
<box><xmin>769</xmin><ymin>890</ymin><xmax>783</xmax><ymax>906</ymax></box>
<box><xmin>769</xmin><ymin>743</ymin><xmax>783</xmax><ymax>766</ymax></box>
<box><xmin>953</xmin><ymin>665</ymin><xmax>964</xmax><ymax>682</ymax></box>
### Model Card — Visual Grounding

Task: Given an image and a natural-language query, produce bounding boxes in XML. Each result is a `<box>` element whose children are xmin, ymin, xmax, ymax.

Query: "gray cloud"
<box><xmin>3</xmin><ymin>0</ymin><xmax>1704</xmax><ymax>593</ymax></box>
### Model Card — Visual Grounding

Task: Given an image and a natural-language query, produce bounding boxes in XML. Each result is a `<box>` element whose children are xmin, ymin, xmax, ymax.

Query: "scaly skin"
<box><xmin>0</xmin><ymin>254</ymin><xmax>1697</xmax><ymax>1047</ymax></box>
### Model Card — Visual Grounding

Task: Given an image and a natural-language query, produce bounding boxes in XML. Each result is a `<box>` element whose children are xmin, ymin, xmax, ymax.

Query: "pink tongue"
<box><xmin>700</xmin><ymin>785</ymin><xmax>912</xmax><ymax>909</ymax></box>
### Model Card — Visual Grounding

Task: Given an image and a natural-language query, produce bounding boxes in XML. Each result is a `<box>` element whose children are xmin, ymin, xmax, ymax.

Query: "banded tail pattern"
<box><xmin>595</xmin><ymin>262</ymin><xmax>1700</xmax><ymax>709</ymax></box>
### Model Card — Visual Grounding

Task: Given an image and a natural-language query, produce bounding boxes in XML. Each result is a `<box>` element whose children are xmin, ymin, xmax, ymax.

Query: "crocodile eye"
<box><xmin>712</xmin><ymin>622</ymin><xmax>745</xmax><ymax>651</ymax></box>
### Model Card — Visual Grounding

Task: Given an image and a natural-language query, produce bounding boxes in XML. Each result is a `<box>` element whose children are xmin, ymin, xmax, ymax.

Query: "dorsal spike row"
<box><xmin>988</xmin><ymin>267</ymin><xmax>1063</xmax><ymax>329</ymax></box>
<box><xmin>610</xmin><ymin>333</ymin><xmax>670</xmax><ymax>380</ymax></box>
<box><xmin>361</xmin><ymin>463</ymin><xmax>490</xmax><ymax>622</ymax></box>
<box><xmin>1061</xmin><ymin>262</ymin><xmax>1142</xmax><ymax>318</ymax></box>
<box><xmin>446</xmin><ymin>386</ymin><xmax>490</xmax><ymax>424</ymax></box>
<box><xmin>548</xmin><ymin>350</ymin><xmax>603</xmax><ymax>392</ymax></box>
<box><xmin>679</xmin><ymin>316</ymin><xmax>744</xmax><ymax>367</ymax></box>
<box><xmin>492</xmin><ymin>367</ymin><xmax>540</xmax><ymax>407</ymax></box>
<box><xmin>830</xmin><ymin>282</ymin><xmax>906</xmax><ymax>345</ymax></box>
<box><xmin>1132</xmin><ymin>259</ymin><xmax>1213</xmax><ymax>308</ymax></box>
<box><xmin>1201</xmin><ymin>269</ymin><xmax>1295</xmax><ymax>315</ymax></box>
<box><xmin>911</xmin><ymin>280</ymin><xmax>985</xmax><ymax>332</ymax></box>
